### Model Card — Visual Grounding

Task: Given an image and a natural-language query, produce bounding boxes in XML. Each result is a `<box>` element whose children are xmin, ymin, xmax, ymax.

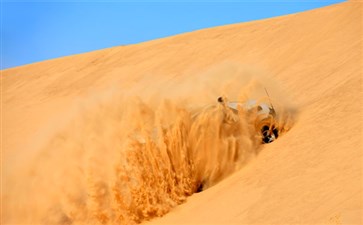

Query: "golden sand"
<box><xmin>2</xmin><ymin>1</ymin><xmax>362</xmax><ymax>224</ymax></box>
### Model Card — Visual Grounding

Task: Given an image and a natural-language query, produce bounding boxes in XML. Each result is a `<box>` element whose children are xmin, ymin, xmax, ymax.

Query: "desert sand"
<box><xmin>2</xmin><ymin>1</ymin><xmax>362</xmax><ymax>224</ymax></box>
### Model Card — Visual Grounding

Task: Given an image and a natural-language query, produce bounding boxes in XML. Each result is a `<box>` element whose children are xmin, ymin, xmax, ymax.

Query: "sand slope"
<box><xmin>2</xmin><ymin>1</ymin><xmax>362</xmax><ymax>224</ymax></box>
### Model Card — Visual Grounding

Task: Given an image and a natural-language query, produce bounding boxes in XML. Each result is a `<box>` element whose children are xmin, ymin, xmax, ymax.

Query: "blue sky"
<box><xmin>1</xmin><ymin>0</ymin><xmax>344</xmax><ymax>69</ymax></box>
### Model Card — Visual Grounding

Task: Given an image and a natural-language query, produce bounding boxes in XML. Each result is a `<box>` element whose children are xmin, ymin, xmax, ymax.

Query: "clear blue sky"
<box><xmin>1</xmin><ymin>0</ymin><xmax>344</xmax><ymax>69</ymax></box>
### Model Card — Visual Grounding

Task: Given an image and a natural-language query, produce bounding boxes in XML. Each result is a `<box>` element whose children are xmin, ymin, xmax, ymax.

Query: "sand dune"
<box><xmin>2</xmin><ymin>1</ymin><xmax>362</xmax><ymax>224</ymax></box>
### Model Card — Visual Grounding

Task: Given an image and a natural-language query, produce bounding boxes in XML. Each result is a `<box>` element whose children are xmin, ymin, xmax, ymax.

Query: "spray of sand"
<box><xmin>4</xmin><ymin>63</ymin><xmax>296</xmax><ymax>224</ymax></box>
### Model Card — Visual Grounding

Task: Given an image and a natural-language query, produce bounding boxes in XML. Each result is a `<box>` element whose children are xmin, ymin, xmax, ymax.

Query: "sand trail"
<box><xmin>3</xmin><ymin>64</ymin><xmax>294</xmax><ymax>224</ymax></box>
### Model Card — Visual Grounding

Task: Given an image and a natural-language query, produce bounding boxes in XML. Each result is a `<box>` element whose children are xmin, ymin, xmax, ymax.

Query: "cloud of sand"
<box><xmin>4</xmin><ymin>63</ymin><xmax>296</xmax><ymax>224</ymax></box>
